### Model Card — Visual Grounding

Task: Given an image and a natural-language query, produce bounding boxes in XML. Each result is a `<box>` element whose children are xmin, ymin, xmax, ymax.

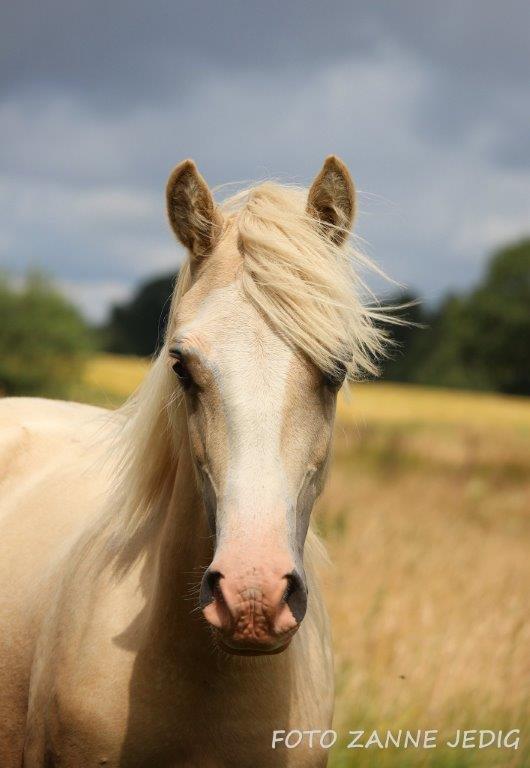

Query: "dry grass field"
<box><xmin>77</xmin><ymin>355</ymin><xmax>530</xmax><ymax>767</ymax></box>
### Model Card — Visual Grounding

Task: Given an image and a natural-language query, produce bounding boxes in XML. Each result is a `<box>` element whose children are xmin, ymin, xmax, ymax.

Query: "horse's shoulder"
<box><xmin>0</xmin><ymin>396</ymin><xmax>108</xmax><ymax>427</ymax></box>
<box><xmin>0</xmin><ymin>397</ymin><xmax>113</xmax><ymax>481</ymax></box>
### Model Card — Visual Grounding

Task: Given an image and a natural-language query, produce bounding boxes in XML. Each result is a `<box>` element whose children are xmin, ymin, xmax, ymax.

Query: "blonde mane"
<box><xmin>224</xmin><ymin>182</ymin><xmax>387</xmax><ymax>380</ymax></box>
<box><xmin>101</xmin><ymin>181</ymin><xmax>392</xmax><ymax>571</ymax></box>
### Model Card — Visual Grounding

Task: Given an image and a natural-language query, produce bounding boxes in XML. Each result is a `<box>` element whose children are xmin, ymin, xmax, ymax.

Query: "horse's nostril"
<box><xmin>199</xmin><ymin>569</ymin><xmax>223</xmax><ymax>609</ymax></box>
<box><xmin>283</xmin><ymin>570</ymin><xmax>308</xmax><ymax>623</ymax></box>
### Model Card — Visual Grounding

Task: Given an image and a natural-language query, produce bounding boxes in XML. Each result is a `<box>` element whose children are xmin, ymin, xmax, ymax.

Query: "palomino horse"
<box><xmin>0</xmin><ymin>156</ymin><xmax>386</xmax><ymax>767</ymax></box>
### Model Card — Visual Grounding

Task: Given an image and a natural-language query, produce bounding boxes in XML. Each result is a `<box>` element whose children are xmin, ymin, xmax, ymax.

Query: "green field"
<box><xmin>76</xmin><ymin>355</ymin><xmax>530</xmax><ymax>767</ymax></box>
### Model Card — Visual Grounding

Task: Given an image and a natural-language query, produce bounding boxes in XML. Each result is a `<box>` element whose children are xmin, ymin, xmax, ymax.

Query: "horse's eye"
<box><xmin>169</xmin><ymin>350</ymin><xmax>192</xmax><ymax>389</ymax></box>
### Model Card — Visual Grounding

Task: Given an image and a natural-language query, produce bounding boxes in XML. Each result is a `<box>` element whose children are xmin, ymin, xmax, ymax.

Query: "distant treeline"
<box><xmin>382</xmin><ymin>239</ymin><xmax>529</xmax><ymax>395</ymax></box>
<box><xmin>2</xmin><ymin>239</ymin><xmax>525</xmax><ymax>399</ymax></box>
<box><xmin>102</xmin><ymin>238</ymin><xmax>529</xmax><ymax>396</ymax></box>
<box><xmin>102</xmin><ymin>273</ymin><xmax>177</xmax><ymax>357</ymax></box>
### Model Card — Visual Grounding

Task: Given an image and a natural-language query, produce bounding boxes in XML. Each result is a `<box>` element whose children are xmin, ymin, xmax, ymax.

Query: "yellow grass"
<box><xmin>74</xmin><ymin>354</ymin><xmax>149</xmax><ymax>407</ymax></box>
<box><xmin>76</xmin><ymin>356</ymin><xmax>530</xmax><ymax>767</ymax></box>
<box><xmin>340</xmin><ymin>381</ymin><xmax>530</xmax><ymax>433</ymax></box>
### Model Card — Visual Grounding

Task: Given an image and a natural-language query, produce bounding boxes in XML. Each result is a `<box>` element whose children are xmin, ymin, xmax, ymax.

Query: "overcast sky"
<box><xmin>1</xmin><ymin>1</ymin><xmax>529</xmax><ymax>321</ymax></box>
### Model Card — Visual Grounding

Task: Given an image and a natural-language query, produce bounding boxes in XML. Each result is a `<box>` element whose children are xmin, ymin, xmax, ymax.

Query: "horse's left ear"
<box><xmin>166</xmin><ymin>159</ymin><xmax>222</xmax><ymax>260</ymax></box>
<box><xmin>307</xmin><ymin>155</ymin><xmax>356</xmax><ymax>246</ymax></box>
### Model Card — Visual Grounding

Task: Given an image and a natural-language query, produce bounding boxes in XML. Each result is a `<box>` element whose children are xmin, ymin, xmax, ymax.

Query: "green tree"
<box><xmin>381</xmin><ymin>238</ymin><xmax>530</xmax><ymax>394</ymax></box>
<box><xmin>103</xmin><ymin>272</ymin><xmax>177</xmax><ymax>356</ymax></box>
<box><xmin>0</xmin><ymin>274</ymin><xmax>92</xmax><ymax>396</ymax></box>
<box><xmin>410</xmin><ymin>295</ymin><xmax>491</xmax><ymax>390</ymax></box>
<box><xmin>379</xmin><ymin>292</ymin><xmax>427</xmax><ymax>382</ymax></box>
<box><xmin>461</xmin><ymin>239</ymin><xmax>530</xmax><ymax>394</ymax></box>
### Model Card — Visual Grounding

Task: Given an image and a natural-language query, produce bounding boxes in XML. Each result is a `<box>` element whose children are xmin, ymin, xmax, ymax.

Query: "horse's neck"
<box><xmin>144</xmin><ymin>435</ymin><xmax>212</xmax><ymax>648</ymax></box>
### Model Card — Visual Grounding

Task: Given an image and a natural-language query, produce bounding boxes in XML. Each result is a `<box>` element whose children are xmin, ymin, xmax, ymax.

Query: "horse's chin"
<box><xmin>216</xmin><ymin>636</ymin><xmax>293</xmax><ymax>657</ymax></box>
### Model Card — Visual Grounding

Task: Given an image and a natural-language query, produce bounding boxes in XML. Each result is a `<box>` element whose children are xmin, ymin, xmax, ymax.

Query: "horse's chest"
<box><xmin>45</xmin><ymin>649</ymin><xmax>323</xmax><ymax>768</ymax></box>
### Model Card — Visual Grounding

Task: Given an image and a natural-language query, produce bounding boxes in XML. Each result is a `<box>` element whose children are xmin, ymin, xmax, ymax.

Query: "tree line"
<box><xmin>382</xmin><ymin>239</ymin><xmax>529</xmax><ymax>395</ymax></box>
<box><xmin>103</xmin><ymin>238</ymin><xmax>529</xmax><ymax>396</ymax></box>
<box><xmin>0</xmin><ymin>239</ymin><xmax>528</xmax><ymax>397</ymax></box>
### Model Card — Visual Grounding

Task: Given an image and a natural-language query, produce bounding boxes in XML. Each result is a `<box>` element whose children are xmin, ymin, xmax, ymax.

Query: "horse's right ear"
<box><xmin>166</xmin><ymin>160</ymin><xmax>221</xmax><ymax>260</ymax></box>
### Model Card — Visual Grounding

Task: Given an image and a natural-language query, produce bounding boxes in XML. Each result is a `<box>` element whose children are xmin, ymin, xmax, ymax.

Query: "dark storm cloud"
<box><xmin>0</xmin><ymin>0</ymin><xmax>376</xmax><ymax>103</ymax></box>
<box><xmin>3</xmin><ymin>1</ymin><xmax>529</xmax><ymax>96</ymax></box>
<box><xmin>2</xmin><ymin>0</ymin><xmax>528</xmax><ymax>172</ymax></box>
<box><xmin>0</xmin><ymin>1</ymin><xmax>528</xmax><ymax>320</ymax></box>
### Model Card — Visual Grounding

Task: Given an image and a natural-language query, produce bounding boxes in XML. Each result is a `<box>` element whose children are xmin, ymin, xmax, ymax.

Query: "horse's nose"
<box><xmin>199</xmin><ymin>562</ymin><xmax>307</xmax><ymax>654</ymax></box>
